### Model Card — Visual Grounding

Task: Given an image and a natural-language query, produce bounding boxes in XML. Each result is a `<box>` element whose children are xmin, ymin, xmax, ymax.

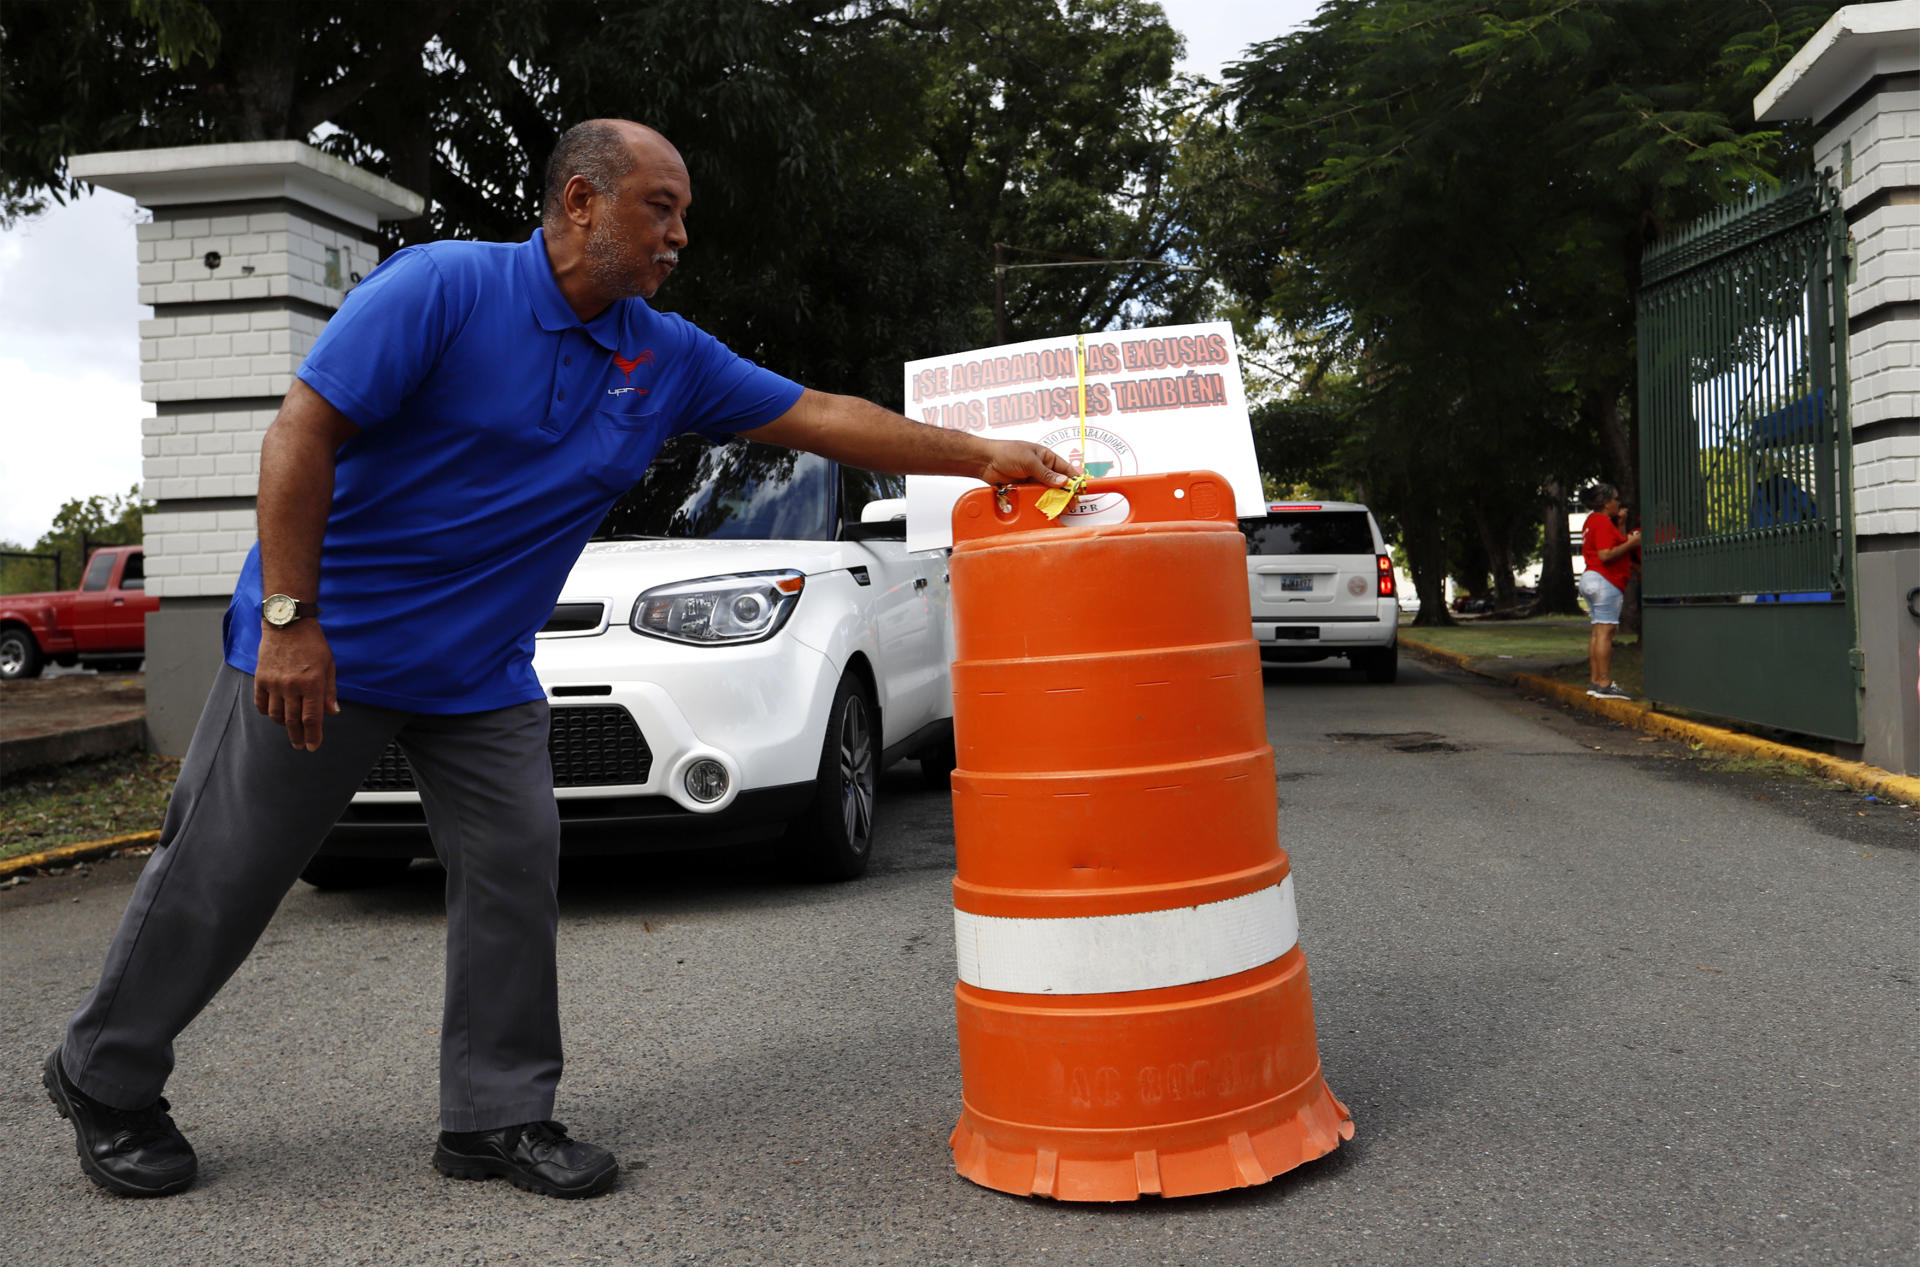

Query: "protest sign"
<box><xmin>901</xmin><ymin>321</ymin><xmax>1262</xmax><ymax>549</ymax></box>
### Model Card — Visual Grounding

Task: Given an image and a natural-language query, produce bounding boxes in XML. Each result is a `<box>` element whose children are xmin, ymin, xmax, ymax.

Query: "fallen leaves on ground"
<box><xmin>0</xmin><ymin>752</ymin><xmax>179</xmax><ymax>861</ymax></box>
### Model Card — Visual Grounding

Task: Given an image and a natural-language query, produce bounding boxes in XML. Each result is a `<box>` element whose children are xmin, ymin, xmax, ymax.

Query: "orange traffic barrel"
<box><xmin>945</xmin><ymin>470</ymin><xmax>1351</xmax><ymax>1202</ymax></box>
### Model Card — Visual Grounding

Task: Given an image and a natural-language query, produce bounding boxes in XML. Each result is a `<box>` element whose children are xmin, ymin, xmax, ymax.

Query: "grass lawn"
<box><xmin>1</xmin><ymin>751</ymin><xmax>178</xmax><ymax>863</ymax></box>
<box><xmin>1401</xmin><ymin>617</ymin><xmax>1645</xmax><ymax>696</ymax></box>
<box><xmin>1398</xmin><ymin>617</ymin><xmax>1589</xmax><ymax>661</ymax></box>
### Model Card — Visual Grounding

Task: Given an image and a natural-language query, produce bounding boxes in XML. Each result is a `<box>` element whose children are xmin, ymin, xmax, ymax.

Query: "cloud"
<box><xmin>0</xmin><ymin>190</ymin><xmax>148</xmax><ymax>543</ymax></box>
<box><xmin>1161</xmin><ymin>0</ymin><xmax>1323</xmax><ymax>81</ymax></box>
<box><xmin>0</xmin><ymin>356</ymin><xmax>146</xmax><ymax>543</ymax></box>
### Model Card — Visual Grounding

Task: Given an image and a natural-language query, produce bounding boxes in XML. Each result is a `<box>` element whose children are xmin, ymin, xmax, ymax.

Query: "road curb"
<box><xmin>1400</xmin><ymin>635</ymin><xmax>1920</xmax><ymax>805</ymax></box>
<box><xmin>0</xmin><ymin>718</ymin><xmax>147</xmax><ymax>779</ymax></box>
<box><xmin>0</xmin><ymin>831</ymin><xmax>160</xmax><ymax>880</ymax></box>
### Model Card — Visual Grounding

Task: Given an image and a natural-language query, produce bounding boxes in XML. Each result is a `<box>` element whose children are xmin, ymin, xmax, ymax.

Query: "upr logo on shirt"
<box><xmin>609</xmin><ymin>350</ymin><xmax>655</xmax><ymax>396</ymax></box>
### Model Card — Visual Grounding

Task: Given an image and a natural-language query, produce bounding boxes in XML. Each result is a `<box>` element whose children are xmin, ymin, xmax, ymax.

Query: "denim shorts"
<box><xmin>1579</xmin><ymin>570</ymin><xmax>1623</xmax><ymax>625</ymax></box>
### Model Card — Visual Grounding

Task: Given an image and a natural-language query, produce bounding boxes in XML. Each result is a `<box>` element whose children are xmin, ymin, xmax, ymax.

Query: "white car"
<box><xmin>307</xmin><ymin>437</ymin><xmax>957</xmax><ymax>887</ymax></box>
<box><xmin>1242</xmin><ymin>499</ymin><xmax>1400</xmax><ymax>682</ymax></box>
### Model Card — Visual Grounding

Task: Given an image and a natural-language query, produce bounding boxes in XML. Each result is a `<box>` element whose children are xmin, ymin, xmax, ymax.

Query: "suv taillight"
<box><xmin>1377</xmin><ymin>554</ymin><xmax>1396</xmax><ymax>598</ymax></box>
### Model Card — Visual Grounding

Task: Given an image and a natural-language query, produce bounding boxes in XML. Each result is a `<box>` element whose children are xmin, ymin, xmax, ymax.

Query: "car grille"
<box><xmin>359</xmin><ymin>705</ymin><xmax>653</xmax><ymax>791</ymax></box>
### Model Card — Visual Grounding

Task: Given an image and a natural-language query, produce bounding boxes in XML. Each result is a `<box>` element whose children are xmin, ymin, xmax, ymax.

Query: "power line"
<box><xmin>992</xmin><ymin>241</ymin><xmax>1203</xmax><ymax>343</ymax></box>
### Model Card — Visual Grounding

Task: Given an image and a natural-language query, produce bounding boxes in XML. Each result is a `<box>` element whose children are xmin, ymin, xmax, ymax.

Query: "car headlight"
<box><xmin>630</xmin><ymin>570</ymin><xmax>805</xmax><ymax>645</ymax></box>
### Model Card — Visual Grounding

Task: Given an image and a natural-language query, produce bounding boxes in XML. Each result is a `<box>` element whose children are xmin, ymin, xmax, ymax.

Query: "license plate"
<box><xmin>1280</xmin><ymin>575</ymin><xmax>1314</xmax><ymax>592</ymax></box>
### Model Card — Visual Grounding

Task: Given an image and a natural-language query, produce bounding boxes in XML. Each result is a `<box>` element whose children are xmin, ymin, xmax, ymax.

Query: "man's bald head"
<box><xmin>541</xmin><ymin>120</ymin><xmax>681</xmax><ymax>227</ymax></box>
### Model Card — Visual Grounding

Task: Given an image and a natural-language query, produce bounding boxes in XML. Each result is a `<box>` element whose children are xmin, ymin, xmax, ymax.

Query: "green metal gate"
<box><xmin>1636</xmin><ymin>173</ymin><xmax>1860</xmax><ymax>741</ymax></box>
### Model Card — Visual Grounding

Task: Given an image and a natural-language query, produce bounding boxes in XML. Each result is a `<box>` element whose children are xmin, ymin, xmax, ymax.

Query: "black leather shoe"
<box><xmin>43</xmin><ymin>1048</ymin><xmax>197</xmax><ymax>1197</ymax></box>
<box><xmin>432</xmin><ymin>1120</ymin><xmax>618</xmax><ymax>1198</ymax></box>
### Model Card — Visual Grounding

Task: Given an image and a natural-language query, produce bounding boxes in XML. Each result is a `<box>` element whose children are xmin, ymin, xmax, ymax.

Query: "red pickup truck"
<box><xmin>0</xmin><ymin>545</ymin><xmax>158</xmax><ymax>680</ymax></box>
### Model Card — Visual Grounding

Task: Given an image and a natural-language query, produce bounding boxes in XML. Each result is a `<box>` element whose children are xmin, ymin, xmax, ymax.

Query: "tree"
<box><xmin>1189</xmin><ymin>0</ymin><xmax>1838</xmax><ymax>621</ymax></box>
<box><xmin>1</xmin><ymin>0</ymin><xmax>462</xmax><ymax>223</ymax></box>
<box><xmin>894</xmin><ymin>0</ymin><xmax>1211</xmax><ymax>340</ymax></box>
<box><xmin>0</xmin><ymin>485</ymin><xmax>147</xmax><ymax>594</ymax></box>
<box><xmin>3</xmin><ymin>0</ymin><xmax>1204</xmax><ymax>407</ymax></box>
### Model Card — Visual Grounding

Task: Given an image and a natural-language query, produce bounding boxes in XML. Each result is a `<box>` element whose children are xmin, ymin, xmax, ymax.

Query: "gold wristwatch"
<box><xmin>261</xmin><ymin>593</ymin><xmax>322</xmax><ymax>628</ymax></box>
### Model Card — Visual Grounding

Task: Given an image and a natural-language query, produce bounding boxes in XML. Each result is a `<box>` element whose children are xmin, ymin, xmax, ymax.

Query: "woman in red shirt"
<box><xmin>1578</xmin><ymin>483</ymin><xmax>1640</xmax><ymax>699</ymax></box>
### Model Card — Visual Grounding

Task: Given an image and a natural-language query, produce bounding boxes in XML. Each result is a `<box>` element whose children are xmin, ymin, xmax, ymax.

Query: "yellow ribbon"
<box><xmin>1035</xmin><ymin>334</ymin><xmax>1091</xmax><ymax>520</ymax></box>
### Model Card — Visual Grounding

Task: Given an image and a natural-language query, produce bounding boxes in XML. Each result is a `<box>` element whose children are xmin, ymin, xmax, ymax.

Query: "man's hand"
<box><xmin>977</xmin><ymin>439</ymin><xmax>1078</xmax><ymax>488</ymax></box>
<box><xmin>253</xmin><ymin>380</ymin><xmax>359</xmax><ymax>750</ymax></box>
<box><xmin>254</xmin><ymin>622</ymin><xmax>340</xmax><ymax>751</ymax></box>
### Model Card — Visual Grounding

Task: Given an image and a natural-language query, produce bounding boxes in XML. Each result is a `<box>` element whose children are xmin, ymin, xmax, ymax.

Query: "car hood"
<box><xmin>0</xmin><ymin>593</ymin><xmax>64</xmax><ymax>610</ymax></box>
<box><xmin>558</xmin><ymin>538</ymin><xmax>861</xmax><ymax>603</ymax></box>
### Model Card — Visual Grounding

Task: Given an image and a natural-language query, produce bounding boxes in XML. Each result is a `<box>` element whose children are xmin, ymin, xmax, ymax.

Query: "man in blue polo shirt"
<box><xmin>45</xmin><ymin>119</ymin><xmax>1075</xmax><ymax>1201</ymax></box>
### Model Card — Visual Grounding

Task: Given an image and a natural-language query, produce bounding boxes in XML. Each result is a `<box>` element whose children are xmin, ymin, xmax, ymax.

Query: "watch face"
<box><xmin>263</xmin><ymin>594</ymin><xmax>297</xmax><ymax>624</ymax></box>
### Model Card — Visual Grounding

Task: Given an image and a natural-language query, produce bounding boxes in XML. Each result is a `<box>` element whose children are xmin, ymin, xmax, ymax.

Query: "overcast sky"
<box><xmin>0</xmin><ymin>0</ymin><xmax>1323</xmax><ymax>545</ymax></box>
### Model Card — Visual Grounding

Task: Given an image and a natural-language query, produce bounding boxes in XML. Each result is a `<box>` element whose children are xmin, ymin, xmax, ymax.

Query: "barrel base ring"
<box><xmin>947</xmin><ymin>1072</ymin><xmax>1352</xmax><ymax>1202</ymax></box>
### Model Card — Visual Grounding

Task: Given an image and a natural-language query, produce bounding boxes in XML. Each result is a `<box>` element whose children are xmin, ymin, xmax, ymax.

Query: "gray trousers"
<box><xmin>60</xmin><ymin>665</ymin><xmax>563</xmax><ymax>1132</ymax></box>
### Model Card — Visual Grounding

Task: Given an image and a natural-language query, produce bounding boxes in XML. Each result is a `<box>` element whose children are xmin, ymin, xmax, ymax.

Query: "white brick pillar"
<box><xmin>67</xmin><ymin>143</ymin><xmax>422</xmax><ymax>753</ymax></box>
<box><xmin>1758</xmin><ymin>4</ymin><xmax>1920</xmax><ymax>775</ymax></box>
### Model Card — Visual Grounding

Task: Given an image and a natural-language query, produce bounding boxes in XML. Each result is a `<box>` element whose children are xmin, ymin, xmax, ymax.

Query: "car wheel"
<box><xmin>298</xmin><ymin>855</ymin><xmax>414</xmax><ymax>889</ymax></box>
<box><xmin>0</xmin><ymin>628</ymin><xmax>45</xmax><ymax>680</ymax></box>
<box><xmin>918</xmin><ymin>736</ymin><xmax>957</xmax><ymax>790</ymax></box>
<box><xmin>1360</xmin><ymin>644</ymin><xmax>1399</xmax><ymax>684</ymax></box>
<box><xmin>791</xmin><ymin>672</ymin><xmax>878</xmax><ymax>881</ymax></box>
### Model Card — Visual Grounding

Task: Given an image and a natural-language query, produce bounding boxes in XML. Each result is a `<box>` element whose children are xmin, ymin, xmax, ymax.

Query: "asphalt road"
<box><xmin>2</xmin><ymin>657</ymin><xmax>1914</xmax><ymax>1266</ymax></box>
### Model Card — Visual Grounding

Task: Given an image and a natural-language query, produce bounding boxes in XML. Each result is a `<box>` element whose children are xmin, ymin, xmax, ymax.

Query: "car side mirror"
<box><xmin>844</xmin><ymin>497</ymin><xmax>907</xmax><ymax>541</ymax></box>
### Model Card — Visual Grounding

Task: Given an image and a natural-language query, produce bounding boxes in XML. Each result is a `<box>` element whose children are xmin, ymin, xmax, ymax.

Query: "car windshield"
<box><xmin>594</xmin><ymin>436</ymin><xmax>836</xmax><ymax>542</ymax></box>
<box><xmin>1242</xmin><ymin>511</ymin><xmax>1373</xmax><ymax>556</ymax></box>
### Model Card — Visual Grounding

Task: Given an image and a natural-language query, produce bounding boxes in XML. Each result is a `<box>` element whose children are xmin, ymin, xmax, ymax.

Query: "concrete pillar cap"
<box><xmin>69</xmin><ymin>140</ymin><xmax>424</xmax><ymax>230</ymax></box>
<box><xmin>1754</xmin><ymin>3</ymin><xmax>1920</xmax><ymax>124</ymax></box>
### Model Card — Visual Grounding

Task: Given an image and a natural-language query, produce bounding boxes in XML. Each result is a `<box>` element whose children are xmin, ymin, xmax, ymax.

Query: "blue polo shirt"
<box><xmin>223</xmin><ymin>230</ymin><xmax>804</xmax><ymax>712</ymax></box>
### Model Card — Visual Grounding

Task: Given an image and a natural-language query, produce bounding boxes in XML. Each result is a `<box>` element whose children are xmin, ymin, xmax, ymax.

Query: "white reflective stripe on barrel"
<box><xmin>953</xmin><ymin>876</ymin><xmax>1299</xmax><ymax>996</ymax></box>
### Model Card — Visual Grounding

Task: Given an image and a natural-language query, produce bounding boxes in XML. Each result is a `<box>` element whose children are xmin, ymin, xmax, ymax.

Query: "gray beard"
<box><xmin>584</xmin><ymin>211</ymin><xmax>650</xmax><ymax>299</ymax></box>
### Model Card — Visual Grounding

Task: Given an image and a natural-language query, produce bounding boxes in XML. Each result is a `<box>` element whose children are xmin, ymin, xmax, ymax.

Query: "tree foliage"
<box><xmin>1193</xmin><ymin>0</ymin><xmax>1838</xmax><ymax>620</ymax></box>
<box><xmin>1</xmin><ymin>0</ymin><xmax>1202</xmax><ymax>405</ymax></box>
<box><xmin>898</xmin><ymin>0</ymin><xmax>1209</xmax><ymax>337</ymax></box>
<box><xmin>0</xmin><ymin>486</ymin><xmax>147</xmax><ymax>594</ymax></box>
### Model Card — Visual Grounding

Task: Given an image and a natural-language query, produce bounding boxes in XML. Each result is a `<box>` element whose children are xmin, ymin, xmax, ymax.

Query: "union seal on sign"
<box><xmin>1040</xmin><ymin>424</ymin><xmax>1137</xmax><ymax>521</ymax></box>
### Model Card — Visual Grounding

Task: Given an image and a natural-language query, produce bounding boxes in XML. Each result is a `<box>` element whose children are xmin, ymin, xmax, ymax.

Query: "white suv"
<box><xmin>308</xmin><ymin>436</ymin><xmax>957</xmax><ymax>887</ymax></box>
<box><xmin>1242</xmin><ymin>500</ymin><xmax>1400</xmax><ymax>682</ymax></box>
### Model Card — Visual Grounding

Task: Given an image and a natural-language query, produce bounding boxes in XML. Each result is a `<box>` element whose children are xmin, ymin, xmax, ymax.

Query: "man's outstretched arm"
<box><xmin>742</xmin><ymin>389</ymin><xmax>1078</xmax><ymax>486</ymax></box>
<box><xmin>255</xmin><ymin>379</ymin><xmax>362</xmax><ymax>751</ymax></box>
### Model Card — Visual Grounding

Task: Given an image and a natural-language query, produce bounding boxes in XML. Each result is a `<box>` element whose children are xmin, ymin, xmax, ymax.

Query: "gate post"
<box><xmin>1757</xmin><ymin>6</ymin><xmax>1920</xmax><ymax>775</ymax></box>
<box><xmin>66</xmin><ymin>144</ymin><xmax>422</xmax><ymax>755</ymax></box>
